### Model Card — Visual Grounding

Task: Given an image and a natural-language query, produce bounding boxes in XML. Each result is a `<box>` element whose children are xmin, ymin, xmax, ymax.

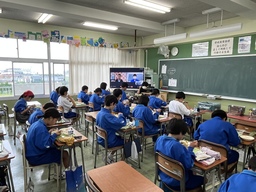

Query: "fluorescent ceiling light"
<box><xmin>154</xmin><ymin>33</ymin><xmax>187</xmax><ymax>45</ymax></box>
<box><xmin>124</xmin><ymin>0</ymin><xmax>171</xmax><ymax>14</ymax></box>
<box><xmin>83</xmin><ymin>22</ymin><xmax>118</xmax><ymax>30</ymax></box>
<box><xmin>162</xmin><ymin>18</ymin><xmax>180</xmax><ymax>25</ymax></box>
<box><xmin>202</xmin><ymin>7</ymin><xmax>222</xmax><ymax>15</ymax></box>
<box><xmin>189</xmin><ymin>23</ymin><xmax>242</xmax><ymax>38</ymax></box>
<box><xmin>38</xmin><ymin>13</ymin><xmax>53</xmax><ymax>24</ymax></box>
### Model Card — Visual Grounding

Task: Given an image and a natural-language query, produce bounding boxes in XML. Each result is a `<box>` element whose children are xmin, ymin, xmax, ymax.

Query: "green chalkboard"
<box><xmin>159</xmin><ymin>55</ymin><xmax>256</xmax><ymax>100</ymax></box>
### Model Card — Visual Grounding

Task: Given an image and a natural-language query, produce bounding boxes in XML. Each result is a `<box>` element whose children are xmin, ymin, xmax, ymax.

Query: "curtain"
<box><xmin>69</xmin><ymin>45</ymin><xmax>139</xmax><ymax>94</ymax></box>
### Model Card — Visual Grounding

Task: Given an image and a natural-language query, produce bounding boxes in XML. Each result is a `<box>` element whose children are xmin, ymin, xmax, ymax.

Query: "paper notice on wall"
<box><xmin>211</xmin><ymin>38</ymin><xmax>233</xmax><ymax>56</ymax></box>
<box><xmin>161</xmin><ymin>65</ymin><xmax>167</xmax><ymax>74</ymax></box>
<box><xmin>238</xmin><ymin>36</ymin><xmax>251</xmax><ymax>53</ymax></box>
<box><xmin>168</xmin><ymin>78</ymin><xmax>177</xmax><ymax>87</ymax></box>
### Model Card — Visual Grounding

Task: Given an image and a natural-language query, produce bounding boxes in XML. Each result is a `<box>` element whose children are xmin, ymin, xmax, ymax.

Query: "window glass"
<box><xmin>18</xmin><ymin>40</ymin><xmax>47</xmax><ymax>59</ymax></box>
<box><xmin>13</xmin><ymin>62</ymin><xmax>44</xmax><ymax>96</ymax></box>
<box><xmin>52</xmin><ymin>63</ymin><xmax>69</xmax><ymax>88</ymax></box>
<box><xmin>0</xmin><ymin>38</ymin><xmax>18</xmax><ymax>58</ymax></box>
<box><xmin>50</xmin><ymin>42</ymin><xmax>69</xmax><ymax>60</ymax></box>
<box><xmin>0</xmin><ymin>61</ymin><xmax>14</xmax><ymax>97</ymax></box>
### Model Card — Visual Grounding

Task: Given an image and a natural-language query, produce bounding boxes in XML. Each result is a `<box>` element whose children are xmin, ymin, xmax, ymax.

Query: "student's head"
<box><xmin>248</xmin><ymin>156</ymin><xmax>256</xmax><ymax>171</ymax></box>
<box><xmin>166</xmin><ymin>118</ymin><xmax>188</xmax><ymax>140</ymax></box>
<box><xmin>211</xmin><ymin>110</ymin><xmax>227</xmax><ymax>121</ymax></box>
<box><xmin>42</xmin><ymin>102</ymin><xmax>55</xmax><ymax>112</ymax></box>
<box><xmin>121</xmin><ymin>82</ymin><xmax>128</xmax><ymax>90</ymax></box>
<box><xmin>141</xmin><ymin>82</ymin><xmax>149</xmax><ymax>87</ymax></box>
<box><xmin>56</xmin><ymin>86</ymin><xmax>61</xmax><ymax>94</ymax></box>
<box><xmin>113</xmin><ymin>89</ymin><xmax>122</xmax><ymax>100</ymax></box>
<box><xmin>19</xmin><ymin>90</ymin><xmax>35</xmax><ymax>100</ymax></box>
<box><xmin>138</xmin><ymin>95</ymin><xmax>149</xmax><ymax>106</ymax></box>
<box><xmin>82</xmin><ymin>85</ymin><xmax>88</xmax><ymax>93</ymax></box>
<box><xmin>94</xmin><ymin>88</ymin><xmax>102</xmax><ymax>95</ymax></box>
<box><xmin>104</xmin><ymin>95</ymin><xmax>118</xmax><ymax>108</ymax></box>
<box><xmin>100</xmin><ymin>82</ymin><xmax>107</xmax><ymax>90</ymax></box>
<box><xmin>59</xmin><ymin>86</ymin><xmax>68</xmax><ymax>96</ymax></box>
<box><xmin>176</xmin><ymin>92</ymin><xmax>186</xmax><ymax>100</ymax></box>
<box><xmin>151</xmin><ymin>89</ymin><xmax>160</xmax><ymax>96</ymax></box>
<box><xmin>133</xmin><ymin>74</ymin><xmax>137</xmax><ymax>79</ymax></box>
<box><xmin>38</xmin><ymin>107</ymin><xmax>61</xmax><ymax>126</ymax></box>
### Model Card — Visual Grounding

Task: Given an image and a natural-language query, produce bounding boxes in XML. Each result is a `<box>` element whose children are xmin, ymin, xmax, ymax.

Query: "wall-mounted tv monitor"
<box><xmin>110</xmin><ymin>67</ymin><xmax>144</xmax><ymax>89</ymax></box>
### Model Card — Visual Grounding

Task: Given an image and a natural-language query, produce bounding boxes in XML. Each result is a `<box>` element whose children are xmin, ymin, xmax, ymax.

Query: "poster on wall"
<box><xmin>238</xmin><ymin>36</ymin><xmax>251</xmax><ymax>53</ymax></box>
<box><xmin>192</xmin><ymin>42</ymin><xmax>209</xmax><ymax>57</ymax></box>
<box><xmin>51</xmin><ymin>30</ymin><xmax>60</xmax><ymax>42</ymax></box>
<box><xmin>211</xmin><ymin>38</ymin><xmax>233</xmax><ymax>56</ymax></box>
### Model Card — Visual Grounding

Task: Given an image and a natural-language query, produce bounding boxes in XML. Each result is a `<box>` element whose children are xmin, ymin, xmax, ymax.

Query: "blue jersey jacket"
<box><xmin>113</xmin><ymin>101</ymin><xmax>130</xmax><ymax>118</ymax></box>
<box><xmin>50</xmin><ymin>90</ymin><xmax>59</xmax><ymax>106</ymax></box>
<box><xmin>148</xmin><ymin>95</ymin><xmax>167</xmax><ymax>109</ymax></box>
<box><xmin>28</xmin><ymin>108</ymin><xmax>44</xmax><ymax>125</ymax></box>
<box><xmin>101</xmin><ymin>89</ymin><xmax>110</xmax><ymax>97</ymax></box>
<box><xmin>96</xmin><ymin>108</ymin><xmax>126</xmax><ymax>148</ymax></box>
<box><xmin>77</xmin><ymin>91</ymin><xmax>91</xmax><ymax>104</ymax></box>
<box><xmin>121</xmin><ymin>90</ymin><xmax>127</xmax><ymax>102</ymax></box>
<box><xmin>14</xmin><ymin>98</ymin><xmax>27</xmax><ymax>113</ymax></box>
<box><xmin>89</xmin><ymin>94</ymin><xmax>104</xmax><ymax>111</ymax></box>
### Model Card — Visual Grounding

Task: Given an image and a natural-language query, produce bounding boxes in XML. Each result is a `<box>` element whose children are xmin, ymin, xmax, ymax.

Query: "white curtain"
<box><xmin>69</xmin><ymin>45</ymin><xmax>139</xmax><ymax>94</ymax></box>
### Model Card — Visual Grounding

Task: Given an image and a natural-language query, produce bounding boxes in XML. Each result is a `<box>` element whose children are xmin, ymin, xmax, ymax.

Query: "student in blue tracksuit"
<box><xmin>89</xmin><ymin>88</ymin><xmax>104</xmax><ymax>111</ymax></box>
<box><xmin>194</xmin><ymin>110</ymin><xmax>240</xmax><ymax>165</ymax></box>
<box><xmin>96</xmin><ymin>95</ymin><xmax>126</xmax><ymax>162</ymax></box>
<box><xmin>149</xmin><ymin>89</ymin><xmax>167</xmax><ymax>111</ymax></box>
<box><xmin>120</xmin><ymin>82</ymin><xmax>128</xmax><ymax>102</ymax></box>
<box><xmin>50</xmin><ymin>86</ymin><xmax>60</xmax><ymax>107</ymax></box>
<box><xmin>155</xmin><ymin>118</ymin><xmax>204</xmax><ymax>191</ymax></box>
<box><xmin>113</xmin><ymin>88</ymin><xmax>130</xmax><ymax>118</ymax></box>
<box><xmin>132</xmin><ymin>95</ymin><xmax>160</xmax><ymax>141</ymax></box>
<box><xmin>100</xmin><ymin>82</ymin><xmax>110</xmax><ymax>96</ymax></box>
<box><xmin>28</xmin><ymin>102</ymin><xmax>55</xmax><ymax>125</ymax></box>
<box><xmin>218</xmin><ymin>156</ymin><xmax>256</xmax><ymax>192</ymax></box>
<box><xmin>14</xmin><ymin>90</ymin><xmax>35</xmax><ymax>123</ymax></box>
<box><xmin>26</xmin><ymin>108</ymin><xmax>69</xmax><ymax>168</ymax></box>
<box><xmin>77</xmin><ymin>85</ymin><xmax>91</xmax><ymax>104</ymax></box>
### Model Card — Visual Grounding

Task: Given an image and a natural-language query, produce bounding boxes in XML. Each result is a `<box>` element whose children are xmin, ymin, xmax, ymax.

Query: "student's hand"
<box><xmin>189</xmin><ymin>140</ymin><xmax>198</xmax><ymax>148</ymax></box>
<box><xmin>122</xmin><ymin>99</ymin><xmax>129</xmax><ymax>106</ymax></box>
<box><xmin>54</xmin><ymin>129</ymin><xmax>62</xmax><ymax>136</ymax></box>
<box><xmin>117</xmin><ymin>112</ymin><xmax>123</xmax><ymax>117</ymax></box>
<box><xmin>156</xmin><ymin>109</ymin><xmax>161</xmax><ymax>113</ymax></box>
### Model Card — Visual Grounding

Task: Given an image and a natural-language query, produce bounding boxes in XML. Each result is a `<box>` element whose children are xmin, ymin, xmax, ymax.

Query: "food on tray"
<box><xmin>180</xmin><ymin>140</ymin><xmax>190</xmax><ymax>148</ymax></box>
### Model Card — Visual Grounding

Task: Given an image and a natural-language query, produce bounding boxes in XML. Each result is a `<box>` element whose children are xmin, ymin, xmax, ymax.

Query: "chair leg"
<box><xmin>13</xmin><ymin>120</ymin><xmax>17</xmax><ymax>145</ymax></box>
<box><xmin>94</xmin><ymin>142</ymin><xmax>99</xmax><ymax>168</ymax></box>
<box><xmin>48</xmin><ymin>164</ymin><xmax>51</xmax><ymax>180</ymax></box>
<box><xmin>92</xmin><ymin>129</ymin><xmax>95</xmax><ymax>154</ymax></box>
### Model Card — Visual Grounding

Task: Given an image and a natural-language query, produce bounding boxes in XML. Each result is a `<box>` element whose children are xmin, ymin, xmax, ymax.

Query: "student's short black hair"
<box><xmin>59</xmin><ymin>86</ymin><xmax>68</xmax><ymax>96</ymax></box>
<box><xmin>211</xmin><ymin>109</ymin><xmax>227</xmax><ymax>121</ymax></box>
<box><xmin>141</xmin><ymin>82</ymin><xmax>149</xmax><ymax>87</ymax></box>
<box><xmin>43</xmin><ymin>102</ymin><xmax>55</xmax><ymax>110</ymax></box>
<box><xmin>248</xmin><ymin>156</ymin><xmax>256</xmax><ymax>171</ymax></box>
<box><xmin>113</xmin><ymin>88</ymin><xmax>122</xmax><ymax>98</ymax></box>
<box><xmin>56</xmin><ymin>86</ymin><xmax>61</xmax><ymax>93</ymax></box>
<box><xmin>121</xmin><ymin>82</ymin><xmax>128</xmax><ymax>88</ymax></box>
<box><xmin>176</xmin><ymin>92</ymin><xmax>185</xmax><ymax>99</ymax></box>
<box><xmin>166</xmin><ymin>118</ymin><xmax>188</xmax><ymax>135</ymax></box>
<box><xmin>151</xmin><ymin>89</ymin><xmax>160</xmax><ymax>95</ymax></box>
<box><xmin>138</xmin><ymin>95</ymin><xmax>149</xmax><ymax>106</ymax></box>
<box><xmin>104</xmin><ymin>95</ymin><xmax>118</xmax><ymax>106</ymax></box>
<box><xmin>82</xmin><ymin>85</ymin><xmax>88</xmax><ymax>91</ymax></box>
<box><xmin>94</xmin><ymin>88</ymin><xmax>102</xmax><ymax>93</ymax></box>
<box><xmin>38</xmin><ymin>107</ymin><xmax>60</xmax><ymax>119</ymax></box>
<box><xmin>100</xmin><ymin>82</ymin><xmax>107</xmax><ymax>90</ymax></box>
<box><xmin>133</xmin><ymin>74</ymin><xmax>137</xmax><ymax>76</ymax></box>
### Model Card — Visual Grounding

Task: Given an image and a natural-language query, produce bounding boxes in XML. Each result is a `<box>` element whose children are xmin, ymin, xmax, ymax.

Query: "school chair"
<box><xmin>154</xmin><ymin>152</ymin><xmax>203</xmax><ymax>192</ymax></box>
<box><xmin>57</xmin><ymin>106</ymin><xmax>81</xmax><ymax>129</ymax></box>
<box><xmin>13</xmin><ymin>108</ymin><xmax>28</xmax><ymax>145</ymax></box>
<box><xmin>136</xmin><ymin>119</ymin><xmax>159</xmax><ymax>162</ymax></box>
<box><xmin>19</xmin><ymin>134</ymin><xmax>60</xmax><ymax>192</ymax></box>
<box><xmin>198</xmin><ymin>139</ymin><xmax>238</xmax><ymax>180</ymax></box>
<box><xmin>168</xmin><ymin>112</ymin><xmax>182</xmax><ymax>119</ymax></box>
<box><xmin>88</xmin><ymin>102</ymin><xmax>94</xmax><ymax>112</ymax></box>
<box><xmin>85</xmin><ymin>173</ymin><xmax>100</xmax><ymax>192</ymax></box>
<box><xmin>84</xmin><ymin>113</ymin><xmax>96</xmax><ymax>153</ymax></box>
<box><xmin>94</xmin><ymin>125</ymin><xmax>123</xmax><ymax>168</ymax></box>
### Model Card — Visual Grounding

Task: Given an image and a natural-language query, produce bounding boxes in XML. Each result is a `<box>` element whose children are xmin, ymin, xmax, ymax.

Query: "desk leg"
<box><xmin>242</xmin><ymin>145</ymin><xmax>248</xmax><ymax>170</ymax></box>
<box><xmin>79</xmin><ymin>143</ymin><xmax>86</xmax><ymax>182</ymax></box>
<box><xmin>203</xmin><ymin>171</ymin><xmax>206</xmax><ymax>192</ymax></box>
<box><xmin>59</xmin><ymin>147</ymin><xmax>64</xmax><ymax>192</ymax></box>
<box><xmin>6</xmin><ymin>161</ymin><xmax>15</xmax><ymax>192</ymax></box>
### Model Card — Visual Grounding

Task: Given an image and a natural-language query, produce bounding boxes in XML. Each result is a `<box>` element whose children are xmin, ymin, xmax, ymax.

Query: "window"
<box><xmin>0</xmin><ymin>61</ymin><xmax>14</xmax><ymax>97</ymax></box>
<box><xmin>18</xmin><ymin>40</ymin><xmax>47</xmax><ymax>59</ymax></box>
<box><xmin>0</xmin><ymin>38</ymin><xmax>18</xmax><ymax>58</ymax></box>
<box><xmin>52</xmin><ymin>63</ymin><xmax>69</xmax><ymax>89</ymax></box>
<box><xmin>50</xmin><ymin>42</ymin><xmax>69</xmax><ymax>60</ymax></box>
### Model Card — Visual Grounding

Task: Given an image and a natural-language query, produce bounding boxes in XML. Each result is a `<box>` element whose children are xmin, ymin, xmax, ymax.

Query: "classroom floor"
<box><xmin>4</xmin><ymin>121</ymin><xmax>246</xmax><ymax>192</ymax></box>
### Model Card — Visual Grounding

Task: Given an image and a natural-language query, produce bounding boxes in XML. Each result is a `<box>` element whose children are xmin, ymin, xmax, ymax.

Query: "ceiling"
<box><xmin>0</xmin><ymin>0</ymin><xmax>256</xmax><ymax>37</ymax></box>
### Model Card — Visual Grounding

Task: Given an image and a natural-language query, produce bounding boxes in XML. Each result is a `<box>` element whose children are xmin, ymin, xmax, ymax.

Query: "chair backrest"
<box><xmin>135</xmin><ymin>119</ymin><xmax>145</xmax><ymax>136</ymax></box>
<box><xmin>57</xmin><ymin>106</ymin><xmax>64</xmax><ymax>116</ymax></box>
<box><xmin>20</xmin><ymin>134</ymin><xmax>28</xmax><ymax>168</ymax></box>
<box><xmin>89</xmin><ymin>102</ymin><xmax>94</xmax><ymax>111</ymax></box>
<box><xmin>85</xmin><ymin>173</ymin><xmax>100</xmax><ymax>192</ymax></box>
<box><xmin>2</xmin><ymin>103</ymin><xmax>8</xmax><ymax>116</ymax></box>
<box><xmin>155</xmin><ymin>152</ymin><xmax>186</xmax><ymax>192</ymax></box>
<box><xmin>168</xmin><ymin>112</ymin><xmax>182</xmax><ymax>119</ymax></box>
<box><xmin>95</xmin><ymin>125</ymin><xmax>108</xmax><ymax>148</ymax></box>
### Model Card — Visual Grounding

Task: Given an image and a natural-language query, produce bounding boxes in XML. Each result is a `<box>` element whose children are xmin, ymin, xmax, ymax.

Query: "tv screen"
<box><xmin>110</xmin><ymin>67</ymin><xmax>144</xmax><ymax>88</ymax></box>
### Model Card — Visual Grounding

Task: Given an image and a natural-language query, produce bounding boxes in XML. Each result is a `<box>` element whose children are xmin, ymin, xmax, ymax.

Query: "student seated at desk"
<box><xmin>96</xmin><ymin>95</ymin><xmax>126</xmax><ymax>163</ymax></box>
<box><xmin>168</xmin><ymin>91</ymin><xmax>194</xmax><ymax>127</ymax></box>
<box><xmin>120</xmin><ymin>82</ymin><xmax>128</xmax><ymax>102</ymax></box>
<box><xmin>50</xmin><ymin>86</ymin><xmax>60</xmax><ymax>107</ymax></box>
<box><xmin>194</xmin><ymin>110</ymin><xmax>240</xmax><ymax>165</ymax></box>
<box><xmin>14</xmin><ymin>90</ymin><xmax>35</xmax><ymax>123</ymax></box>
<box><xmin>89</xmin><ymin>88</ymin><xmax>105</xmax><ymax>111</ymax></box>
<box><xmin>113</xmin><ymin>88</ymin><xmax>130</xmax><ymax>118</ymax></box>
<box><xmin>57</xmin><ymin>86</ymin><xmax>79</xmax><ymax>119</ymax></box>
<box><xmin>100</xmin><ymin>82</ymin><xmax>111</xmax><ymax>97</ymax></box>
<box><xmin>137</xmin><ymin>82</ymin><xmax>149</xmax><ymax>94</ymax></box>
<box><xmin>26</xmin><ymin>108</ymin><xmax>69</xmax><ymax>169</ymax></box>
<box><xmin>28</xmin><ymin>102</ymin><xmax>55</xmax><ymax>125</ymax></box>
<box><xmin>77</xmin><ymin>85</ymin><xmax>92</xmax><ymax>104</ymax></box>
<box><xmin>149</xmin><ymin>89</ymin><xmax>167</xmax><ymax>111</ymax></box>
<box><xmin>155</xmin><ymin>118</ymin><xmax>204</xmax><ymax>191</ymax></box>
<box><xmin>132</xmin><ymin>95</ymin><xmax>160</xmax><ymax>141</ymax></box>
<box><xmin>218</xmin><ymin>156</ymin><xmax>256</xmax><ymax>192</ymax></box>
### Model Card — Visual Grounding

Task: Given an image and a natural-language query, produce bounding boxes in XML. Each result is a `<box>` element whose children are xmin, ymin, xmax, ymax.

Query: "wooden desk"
<box><xmin>0</xmin><ymin>140</ymin><xmax>15</xmax><ymax>192</ymax></box>
<box><xmin>27</xmin><ymin>101</ymin><xmax>42</xmax><ymax>108</ymax></box>
<box><xmin>55</xmin><ymin>128</ymin><xmax>88</xmax><ymax>192</ymax></box>
<box><xmin>47</xmin><ymin>119</ymin><xmax>72</xmax><ymax>129</ymax></box>
<box><xmin>87</xmin><ymin>161</ymin><xmax>163</xmax><ymax>192</ymax></box>
<box><xmin>194</xmin><ymin>156</ymin><xmax>227</xmax><ymax>192</ymax></box>
<box><xmin>74</xmin><ymin>102</ymin><xmax>89</xmax><ymax>124</ymax></box>
<box><xmin>228</xmin><ymin>114</ymin><xmax>256</xmax><ymax>124</ymax></box>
